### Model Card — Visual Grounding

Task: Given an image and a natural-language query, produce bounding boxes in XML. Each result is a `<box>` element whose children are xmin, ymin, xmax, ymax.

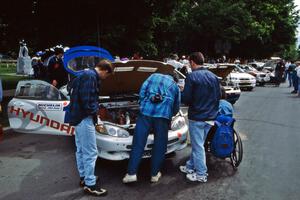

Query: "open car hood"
<box><xmin>206</xmin><ymin>64</ymin><xmax>235</xmax><ymax>79</ymax></box>
<box><xmin>101</xmin><ymin>60</ymin><xmax>176</xmax><ymax>96</ymax></box>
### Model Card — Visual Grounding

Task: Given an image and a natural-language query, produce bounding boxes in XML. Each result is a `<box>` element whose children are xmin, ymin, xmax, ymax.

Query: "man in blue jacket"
<box><xmin>68</xmin><ymin>59</ymin><xmax>113</xmax><ymax>196</ymax></box>
<box><xmin>180</xmin><ymin>52</ymin><xmax>220</xmax><ymax>183</ymax></box>
<box><xmin>123</xmin><ymin>73</ymin><xmax>180</xmax><ymax>183</ymax></box>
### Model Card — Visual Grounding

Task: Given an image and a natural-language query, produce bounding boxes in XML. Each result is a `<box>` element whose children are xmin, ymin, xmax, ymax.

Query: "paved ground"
<box><xmin>1</xmin><ymin>83</ymin><xmax>300</xmax><ymax>200</ymax></box>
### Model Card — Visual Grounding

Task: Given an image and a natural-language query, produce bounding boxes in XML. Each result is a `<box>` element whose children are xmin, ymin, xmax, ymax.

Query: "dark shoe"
<box><xmin>291</xmin><ymin>90</ymin><xmax>297</xmax><ymax>94</ymax></box>
<box><xmin>84</xmin><ymin>185</ymin><xmax>107</xmax><ymax>196</ymax></box>
<box><xmin>80</xmin><ymin>176</ymin><xmax>99</xmax><ymax>187</ymax></box>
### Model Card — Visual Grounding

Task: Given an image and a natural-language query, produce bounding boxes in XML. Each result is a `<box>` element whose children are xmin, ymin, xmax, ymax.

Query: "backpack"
<box><xmin>210</xmin><ymin>115</ymin><xmax>235</xmax><ymax>158</ymax></box>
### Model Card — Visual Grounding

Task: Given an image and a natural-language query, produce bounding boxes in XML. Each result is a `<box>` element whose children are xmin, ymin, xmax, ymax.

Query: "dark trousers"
<box><xmin>127</xmin><ymin>114</ymin><xmax>170</xmax><ymax>176</ymax></box>
<box><xmin>292</xmin><ymin>73</ymin><xmax>298</xmax><ymax>91</ymax></box>
<box><xmin>287</xmin><ymin>71</ymin><xmax>292</xmax><ymax>87</ymax></box>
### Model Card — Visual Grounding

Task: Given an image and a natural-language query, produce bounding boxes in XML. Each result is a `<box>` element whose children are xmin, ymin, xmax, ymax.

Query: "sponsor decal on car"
<box><xmin>9</xmin><ymin>106</ymin><xmax>75</xmax><ymax>135</ymax></box>
<box><xmin>37</xmin><ymin>103</ymin><xmax>63</xmax><ymax>111</ymax></box>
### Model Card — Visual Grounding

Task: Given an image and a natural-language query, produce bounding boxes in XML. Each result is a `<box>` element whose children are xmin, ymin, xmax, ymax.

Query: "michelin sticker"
<box><xmin>37</xmin><ymin>103</ymin><xmax>62</xmax><ymax>111</ymax></box>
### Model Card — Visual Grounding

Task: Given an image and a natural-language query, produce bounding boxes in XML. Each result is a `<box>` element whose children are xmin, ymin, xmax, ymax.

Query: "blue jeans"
<box><xmin>75</xmin><ymin>116</ymin><xmax>98</xmax><ymax>186</ymax></box>
<box><xmin>298</xmin><ymin>77</ymin><xmax>300</xmax><ymax>95</ymax></box>
<box><xmin>292</xmin><ymin>73</ymin><xmax>298</xmax><ymax>91</ymax></box>
<box><xmin>288</xmin><ymin>72</ymin><xmax>292</xmax><ymax>87</ymax></box>
<box><xmin>186</xmin><ymin>120</ymin><xmax>212</xmax><ymax>176</ymax></box>
<box><xmin>128</xmin><ymin>114</ymin><xmax>170</xmax><ymax>176</ymax></box>
<box><xmin>286</xmin><ymin>71</ymin><xmax>292</xmax><ymax>86</ymax></box>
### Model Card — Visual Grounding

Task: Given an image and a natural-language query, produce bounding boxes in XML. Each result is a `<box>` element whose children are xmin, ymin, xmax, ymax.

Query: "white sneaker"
<box><xmin>179</xmin><ymin>165</ymin><xmax>194</xmax><ymax>174</ymax></box>
<box><xmin>122</xmin><ymin>174</ymin><xmax>137</xmax><ymax>183</ymax></box>
<box><xmin>186</xmin><ymin>173</ymin><xmax>207</xmax><ymax>183</ymax></box>
<box><xmin>150</xmin><ymin>172</ymin><xmax>162</xmax><ymax>183</ymax></box>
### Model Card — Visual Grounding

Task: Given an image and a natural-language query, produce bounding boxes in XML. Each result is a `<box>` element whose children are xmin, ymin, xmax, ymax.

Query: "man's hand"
<box><xmin>179</xmin><ymin>85</ymin><xmax>184</xmax><ymax>92</ymax></box>
<box><xmin>52</xmin><ymin>80</ymin><xmax>58</xmax><ymax>87</ymax></box>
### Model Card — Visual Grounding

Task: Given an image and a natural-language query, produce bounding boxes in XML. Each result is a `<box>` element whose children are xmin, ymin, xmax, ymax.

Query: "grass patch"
<box><xmin>1</xmin><ymin>75</ymin><xmax>30</xmax><ymax>90</ymax></box>
<box><xmin>0</xmin><ymin>63</ymin><xmax>31</xmax><ymax>90</ymax></box>
<box><xmin>0</xmin><ymin>63</ymin><xmax>16</xmax><ymax>74</ymax></box>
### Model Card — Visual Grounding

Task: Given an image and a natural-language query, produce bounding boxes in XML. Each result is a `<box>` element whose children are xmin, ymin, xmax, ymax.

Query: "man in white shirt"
<box><xmin>296</xmin><ymin>64</ymin><xmax>300</xmax><ymax>96</ymax></box>
<box><xmin>167</xmin><ymin>54</ymin><xmax>184</xmax><ymax>70</ymax></box>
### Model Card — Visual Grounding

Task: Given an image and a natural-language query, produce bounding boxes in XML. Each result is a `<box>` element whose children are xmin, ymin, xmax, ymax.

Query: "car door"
<box><xmin>7</xmin><ymin>80</ymin><xmax>74</xmax><ymax>136</ymax></box>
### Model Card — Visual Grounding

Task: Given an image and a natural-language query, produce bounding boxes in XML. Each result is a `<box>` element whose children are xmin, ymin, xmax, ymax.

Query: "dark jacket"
<box><xmin>66</xmin><ymin>69</ymin><xmax>101</xmax><ymax>126</ymax></box>
<box><xmin>182</xmin><ymin>68</ymin><xmax>220</xmax><ymax>121</ymax></box>
<box><xmin>48</xmin><ymin>56</ymin><xmax>68</xmax><ymax>88</ymax></box>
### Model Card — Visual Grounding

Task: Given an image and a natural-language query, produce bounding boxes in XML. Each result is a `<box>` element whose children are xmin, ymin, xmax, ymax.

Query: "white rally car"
<box><xmin>7</xmin><ymin>46</ymin><xmax>188</xmax><ymax>160</ymax></box>
<box><xmin>222</xmin><ymin>64</ymin><xmax>256</xmax><ymax>91</ymax></box>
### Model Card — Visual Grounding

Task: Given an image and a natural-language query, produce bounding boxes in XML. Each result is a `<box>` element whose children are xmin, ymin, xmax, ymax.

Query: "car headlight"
<box><xmin>96</xmin><ymin>124</ymin><xmax>130</xmax><ymax>138</ymax></box>
<box><xmin>171</xmin><ymin>116</ymin><xmax>186</xmax><ymax>131</ymax></box>
<box><xmin>230</xmin><ymin>77</ymin><xmax>238</xmax><ymax>81</ymax></box>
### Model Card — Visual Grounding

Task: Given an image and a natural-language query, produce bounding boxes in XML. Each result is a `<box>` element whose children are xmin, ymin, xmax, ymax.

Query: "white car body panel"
<box><xmin>229</xmin><ymin>72</ymin><xmax>256</xmax><ymax>89</ymax></box>
<box><xmin>8</xmin><ymin>98</ymin><xmax>73</xmax><ymax>136</ymax></box>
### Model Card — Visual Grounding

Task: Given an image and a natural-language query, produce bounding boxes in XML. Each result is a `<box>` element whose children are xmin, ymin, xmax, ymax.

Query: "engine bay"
<box><xmin>98</xmin><ymin>100</ymin><xmax>140</xmax><ymax>126</ymax></box>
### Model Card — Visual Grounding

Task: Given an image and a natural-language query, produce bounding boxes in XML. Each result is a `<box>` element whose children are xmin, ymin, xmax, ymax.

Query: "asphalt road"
<box><xmin>1</xmin><ymin>83</ymin><xmax>300</xmax><ymax>200</ymax></box>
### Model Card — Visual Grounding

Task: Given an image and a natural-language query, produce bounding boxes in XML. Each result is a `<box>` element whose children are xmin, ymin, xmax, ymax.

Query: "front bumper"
<box><xmin>231</xmin><ymin>80</ymin><xmax>256</xmax><ymax>89</ymax></box>
<box><xmin>95</xmin><ymin>124</ymin><xmax>188</xmax><ymax>160</ymax></box>
<box><xmin>237</xmin><ymin>82</ymin><xmax>256</xmax><ymax>89</ymax></box>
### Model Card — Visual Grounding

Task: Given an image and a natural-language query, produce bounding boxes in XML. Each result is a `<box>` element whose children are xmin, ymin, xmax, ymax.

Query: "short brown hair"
<box><xmin>189</xmin><ymin>52</ymin><xmax>205</xmax><ymax>65</ymax></box>
<box><xmin>96</xmin><ymin>59</ymin><xmax>114</xmax><ymax>74</ymax></box>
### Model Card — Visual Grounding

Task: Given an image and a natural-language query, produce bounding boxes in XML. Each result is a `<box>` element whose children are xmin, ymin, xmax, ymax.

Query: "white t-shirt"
<box><xmin>285</xmin><ymin>62</ymin><xmax>291</xmax><ymax>70</ymax></box>
<box><xmin>296</xmin><ymin>66</ymin><xmax>300</xmax><ymax>78</ymax></box>
<box><xmin>167</xmin><ymin>59</ymin><xmax>184</xmax><ymax>70</ymax></box>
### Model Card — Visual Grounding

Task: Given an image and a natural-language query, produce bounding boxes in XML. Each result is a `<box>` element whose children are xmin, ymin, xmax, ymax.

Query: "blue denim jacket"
<box><xmin>139</xmin><ymin>73</ymin><xmax>180</xmax><ymax>120</ymax></box>
<box><xmin>182</xmin><ymin>68</ymin><xmax>220</xmax><ymax>121</ymax></box>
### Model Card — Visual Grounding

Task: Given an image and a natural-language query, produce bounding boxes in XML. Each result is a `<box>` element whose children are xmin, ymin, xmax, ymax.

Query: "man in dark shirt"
<box><xmin>275</xmin><ymin>60</ymin><xmax>285</xmax><ymax>83</ymax></box>
<box><xmin>47</xmin><ymin>47</ymin><xmax>68</xmax><ymax>88</ymax></box>
<box><xmin>68</xmin><ymin>60</ymin><xmax>113</xmax><ymax>196</ymax></box>
<box><xmin>289</xmin><ymin>61</ymin><xmax>298</xmax><ymax>93</ymax></box>
<box><xmin>180</xmin><ymin>52</ymin><xmax>220</xmax><ymax>183</ymax></box>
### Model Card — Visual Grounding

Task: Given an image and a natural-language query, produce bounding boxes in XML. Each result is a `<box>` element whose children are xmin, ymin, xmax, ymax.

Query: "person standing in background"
<box><xmin>289</xmin><ymin>61</ymin><xmax>298</xmax><ymax>94</ymax></box>
<box><xmin>167</xmin><ymin>53</ymin><xmax>184</xmax><ymax>70</ymax></box>
<box><xmin>285</xmin><ymin>60</ymin><xmax>291</xmax><ymax>84</ymax></box>
<box><xmin>296</xmin><ymin>64</ymin><xmax>300</xmax><ymax>96</ymax></box>
<box><xmin>48</xmin><ymin>47</ymin><xmax>68</xmax><ymax>88</ymax></box>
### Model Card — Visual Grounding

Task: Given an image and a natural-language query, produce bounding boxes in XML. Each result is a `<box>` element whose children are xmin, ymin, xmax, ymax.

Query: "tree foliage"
<box><xmin>0</xmin><ymin>0</ymin><xmax>298</xmax><ymax>59</ymax></box>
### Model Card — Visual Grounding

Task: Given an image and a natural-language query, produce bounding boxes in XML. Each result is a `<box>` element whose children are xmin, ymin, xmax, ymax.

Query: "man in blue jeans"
<box><xmin>123</xmin><ymin>73</ymin><xmax>180</xmax><ymax>183</ymax></box>
<box><xmin>180</xmin><ymin>52</ymin><xmax>220</xmax><ymax>182</ymax></box>
<box><xmin>68</xmin><ymin>60</ymin><xmax>113</xmax><ymax>196</ymax></box>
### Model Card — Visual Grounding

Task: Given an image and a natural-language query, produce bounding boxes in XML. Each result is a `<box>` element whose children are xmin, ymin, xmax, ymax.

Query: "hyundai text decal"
<box><xmin>9</xmin><ymin>106</ymin><xmax>75</xmax><ymax>135</ymax></box>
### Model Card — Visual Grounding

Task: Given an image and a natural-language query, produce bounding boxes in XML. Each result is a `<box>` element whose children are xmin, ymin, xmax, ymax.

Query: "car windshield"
<box><xmin>233</xmin><ymin>66</ymin><xmax>245</xmax><ymax>73</ymax></box>
<box><xmin>15</xmin><ymin>80</ymin><xmax>66</xmax><ymax>100</ymax></box>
